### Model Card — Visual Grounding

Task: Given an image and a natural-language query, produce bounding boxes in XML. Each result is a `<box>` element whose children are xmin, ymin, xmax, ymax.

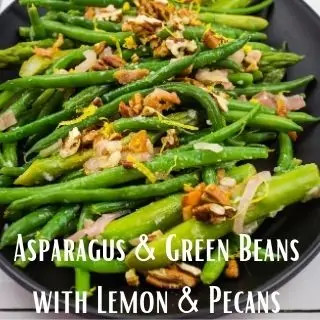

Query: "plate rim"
<box><xmin>0</xmin><ymin>0</ymin><xmax>320</xmax><ymax>318</ymax></box>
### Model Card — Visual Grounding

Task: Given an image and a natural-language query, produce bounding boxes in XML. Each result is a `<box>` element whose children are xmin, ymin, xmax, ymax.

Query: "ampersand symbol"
<box><xmin>134</xmin><ymin>234</ymin><xmax>155</xmax><ymax>262</ymax></box>
<box><xmin>178</xmin><ymin>286</ymin><xmax>198</xmax><ymax>313</ymax></box>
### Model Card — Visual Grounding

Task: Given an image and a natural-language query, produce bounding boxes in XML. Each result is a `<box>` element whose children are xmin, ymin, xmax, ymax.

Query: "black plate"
<box><xmin>1</xmin><ymin>0</ymin><xmax>320</xmax><ymax>318</ymax></box>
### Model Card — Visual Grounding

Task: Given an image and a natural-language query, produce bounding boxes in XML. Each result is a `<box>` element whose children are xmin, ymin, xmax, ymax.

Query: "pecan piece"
<box><xmin>143</xmin><ymin>88</ymin><xmax>181</xmax><ymax>112</ymax></box>
<box><xmin>225</xmin><ymin>259</ymin><xmax>239</xmax><ymax>279</ymax></box>
<box><xmin>125</xmin><ymin>269</ymin><xmax>140</xmax><ymax>287</ymax></box>
<box><xmin>204</xmin><ymin>184</ymin><xmax>231</xmax><ymax>206</ymax></box>
<box><xmin>202</xmin><ymin>30</ymin><xmax>220</xmax><ymax>49</ymax></box>
<box><xmin>114</xmin><ymin>68</ymin><xmax>150</xmax><ymax>84</ymax></box>
<box><xmin>147</xmin><ymin>267</ymin><xmax>198</xmax><ymax>288</ymax></box>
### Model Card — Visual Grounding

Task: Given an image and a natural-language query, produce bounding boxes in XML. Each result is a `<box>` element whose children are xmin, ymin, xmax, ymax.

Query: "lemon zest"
<box><xmin>126</xmin><ymin>154</ymin><xmax>157</xmax><ymax>184</ymax></box>
<box><xmin>123</xmin><ymin>36</ymin><xmax>137</xmax><ymax>50</ymax></box>
<box><xmin>243</xmin><ymin>44</ymin><xmax>253</xmax><ymax>54</ymax></box>
<box><xmin>156</xmin><ymin>111</ymin><xmax>198</xmax><ymax>131</ymax></box>
<box><xmin>100</xmin><ymin>122</ymin><xmax>115</xmax><ymax>138</ymax></box>
<box><xmin>59</xmin><ymin>104</ymin><xmax>97</xmax><ymax>127</ymax></box>
<box><xmin>122</xmin><ymin>1</ymin><xmax>131</xmax><ymax>12</ymax></box>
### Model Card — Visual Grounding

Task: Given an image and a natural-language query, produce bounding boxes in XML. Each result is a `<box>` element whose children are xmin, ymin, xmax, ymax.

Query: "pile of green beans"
<box><xmin>0</xmin><ymin>0</ymin><xmax>318</xmax><ymax>297</ymax></box>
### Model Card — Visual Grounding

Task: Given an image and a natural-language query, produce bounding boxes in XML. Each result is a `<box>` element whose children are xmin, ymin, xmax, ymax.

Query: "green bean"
<box><xmin>181</xmin><ymin>25</ymin><xmax>267</xmax><ymax>42</ymax></box>
<box><xmin>198</xmin><ymin>13</ymin><xmax>269</xmax><ymax>31</ymax></box>
<box><xmin>226</xmin><ymin>163</ymin><xmax>256</xmax><ymax>182</ymax></box>
<box><xmin>224</xmin><ymin>110</ymin><xmax>302</xmax><ymax>132</ymax></box>
<box><xmin>200</xmin><ymin>238</ymin><xmax>239</xmax><ymax>285</ymax></box>
<box><xmin>19</xmin><ymin>27</ymin><xmax>31</xmax><ymax>38</ymax></box>
<box><xmin>50</xmin><ymin>47</ymin><xmax>89</xmax><ymax>71</ymax></box>
<box><xmin>228</xmin><ymin>73</ymin><xmax>254</xmax><ymax>87</ymax></box>
<box><xmin>2</xmin><ymin>143</ymin><xmax>18</xmax><ymax>168</ymax></box>
<box><xmin>6</xmin><ymin>173</ymin><xmax>199</xmax><ymax>213</ymax></box>
<box><xmin>213</xmin><ymin>59</ymin><xmax>242</xmax><ymax>72</ymax></box>
<box><xmin>60</xmin><ymin>169</ymin><xmax>85</xmax><ymax>182</ymax></box>
<box><xmin>201</xmin><ymin>248</ymin><xmax>227</xmax><ymax>285</ymax></box>
<box><xmin>207</xmin><ymin>0</ymin><xmax>252</xmax><ymax>10</ymax></box>
<box><xmin>56</xmin><ymin>11</ymin><xmax>121</xmax><ymax>32</ymax></box>
<box><xmin>14</xmin><ymin>205</ymin><xmax>80</xmax><ymax>268</ymax></box>
<box><xmin>0</xmin><ymin>207</ymin><xmax>56</xmax><ymax>248</ymax></box>
<box><xmin>274</xmin><ymin>133</ymin><xmax>300</xmax><ymax>174</ymax></box>
<box><xmin>179</xmin><ymin>129</ymin><xmax>212</xmax><ymax>145</ymax></box>
<box><xmin>260</xmin><ymin>52</ymin><xmax>304</xmax><ymax>69</ymax></box>
<box><xmin>0</xmin><ymin>90</ymin><xmax>40</xmax><ymax>123</ymax></box>
<box><xmin>263</xmin><ymin>68</ymin><xmax>286</xmax><ymax>84</ymax></box>
<box><xmin>113</xmin><ymin>116</ymin><xmax>195</xmax><ymax>133</ymax></box>
<box><xmin>0</xmin><ymin>91</ymin><xmax>18</xmax><ymax>111</ymax></box>
<box><xmin>0</xmin><ymin>167</ymin><xmax>25</xmax><ymax>177</ymax></box>
<box><xmin>27</xmin><ymin>88</ymin><xmax>144</xmax><ymax>153</ymax></box>
<box><xmin>203</xmin><ymin>0</ymin><xmax>273</xmax><ymax>14</ymax></box>
<box><xmin>42</xmin><ymin>20</ymin><xmax>132</xmax><ymax>45</ymax></box>
<box><xmin>202</xmin><ymin>167</ymin><xmax>218</xmax><ymax>184</ymax></box>
<box><xmin>32</xmin><ymin>89</ymin><xmax>56</xmax><ymax>109</ymax></box>
<box><xmin>27</xmin><ymin>5</ymin><xmax>47</xmax><ymax>40</ymax></box>
<box><xmin>237</xmin><ymin>132</ymin><xmax>277</xmax><ymax>144</ymax></box>
<box><xmin>126</xmin><ymin>164</ymin><xmax>320</xmax><ymax>270</ymax></box>
<box><xmin>90</xmin><ymin>200</ymin><xmax>148</xmax><ymax>215</ymax></box>
<box><xmin>159</xmin><ymin>83</ymin><xmax>225</xmax><ymax>130</ymax></box>
<box><xmin>0</xmin><ymin>175</ymin><xmax>14</xmax><ymax>187</ymax></box>
<box><xmin>55</xmin><ymin>252</ymin><xmax>128</xmax><ymax>273</ymax></box>
<box><xmin>227</xmin><ymin>99</ymin><xmax>319</xmax><ymax>124</ymax></box>
<box><xmin>19</xmin><ymin>0</ymin><xmax>85</xmax><ymax>11</ymax></box>
<box><xmin>71</xmin><ymin>0</ymin><xmax>125</xmax><ymax>6</ymax></box>
<box><xmin>0</xmin><ymin>147</ymin><xmax>268</xmax><ymax>204</ymax></box>
<box><xmin>103</xmin><ymin>53</ymin><xmax>196</xmax><ymax>102</ymax></box>
<box><xmin>169</xmin><ymin>104</ymin><xmax>261</xmax><ymax>154</ymax></box>
<box><xmin>231</xmin><ymin>75</ymin><xmax>315</xmax><ymax>96</ymax></box>
<box><xmin>75</xmin><ymin>205</ymin><xmax>94</xmax><ymax>296</ymax></box>
<box><xmin>248</xmin><ymin>42</ymin><xmax>275</xmax><ymax>52</ymax></box>
<box><xmin>0</xmin><ymin>86</ymin><xmax>108</xmax><ymax>143</ymax></box>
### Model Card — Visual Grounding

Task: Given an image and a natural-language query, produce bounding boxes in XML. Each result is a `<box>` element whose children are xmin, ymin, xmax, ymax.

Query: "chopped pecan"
<box><xmin>146</xmin><ymin>275</ymin><xmax>182</xmax><ymax>289</ymax></box>
<box><xmin>81</xmin><ymin>129</ymin><xmax>101</xmax><ymax>145</ymax></box>
<box><xmin>288</xmin><ymin>131</ymin><xmax>298</xmax><ymax>141</ymax></box>
<box><xmin>147</xmin><ymin>267</ymin><xmax>198</xmax><ymax>289</ymax></box>
<box><xmin>102</xmin><ymin>55</ymin><xmax>126</xmax><ymax>68</ymax></box>
<box><xmin>114</xmin><ymin>68</ymin><xmax>150</xmax><ymax>84</ymax></box>
<box><xmin>119</xmin><ymin>93</ymin><xmax>144</xmax><ymax>118</ymax></box>
<box><xmin>125</xmin><ymin>269</ymin><xmax>140</xmax><ymax>287</ymax></box>
<box><xmin>204</xmin><ymin>184</ymin><xmax>231</xmax><ymax>206</ymax></box>
<box><xmin>92</xmin><ymin>97</ymin><xmax>103</xmax><ymax>107</ymax></box>
<box><xmin>137</xmin><ymin>0</ymin><xmax>173</xmax><ymax>21</ymax></box>
<box><xmin>177</xmin><ymin>263</ymin><xmax>201</xmax><ymax>277</ymax></box>
<box><xmin>191</xmin><ymin>203</ymin><xmax>212</xmax><ymax>222</ymax></box>
<box><xmin>143</xmin><ymin>88</ymin><xmax>181</xmax><ymax>112</ymax></box>
<box><xmin>122</xmin><ymin>15</ymin><xmax>163</xmax><ymax>37</ymax></box>
<box><xmin>153</xmin><ymin>40</ymin><xmax>170</xmax><ymax>58</ymax></box>
<box><xmin>89</xmin><ymin>5</ymin><xmax>122</xmax><ymax>22</ymax></box>
<box><xmin>161</xmin><ymin>129</ymin><xmax>179</xmax><ymax>150</ymax></box>
<box><xmin>202</xmin><ymin>30</ymin><xmax>220</xmax><ymax>49</ymax></box>
<box><xmin>224</xmin><ymin>206</ymin><xmax>237</xmax><ymax>218</ymax></box>
<box><xmin>225</xmin><ymin>259</ymin><xmax>239</xmax><ymax>279</ymax></box>
<box><xmin>210</xmin><ymin>216</ymin><xmax>227</xmax><ymax>225</ymax></box>
<box><xmin>165</xmin><ymin>38</ymin><xmax>197</xmax><ymax>58</ymax></box>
